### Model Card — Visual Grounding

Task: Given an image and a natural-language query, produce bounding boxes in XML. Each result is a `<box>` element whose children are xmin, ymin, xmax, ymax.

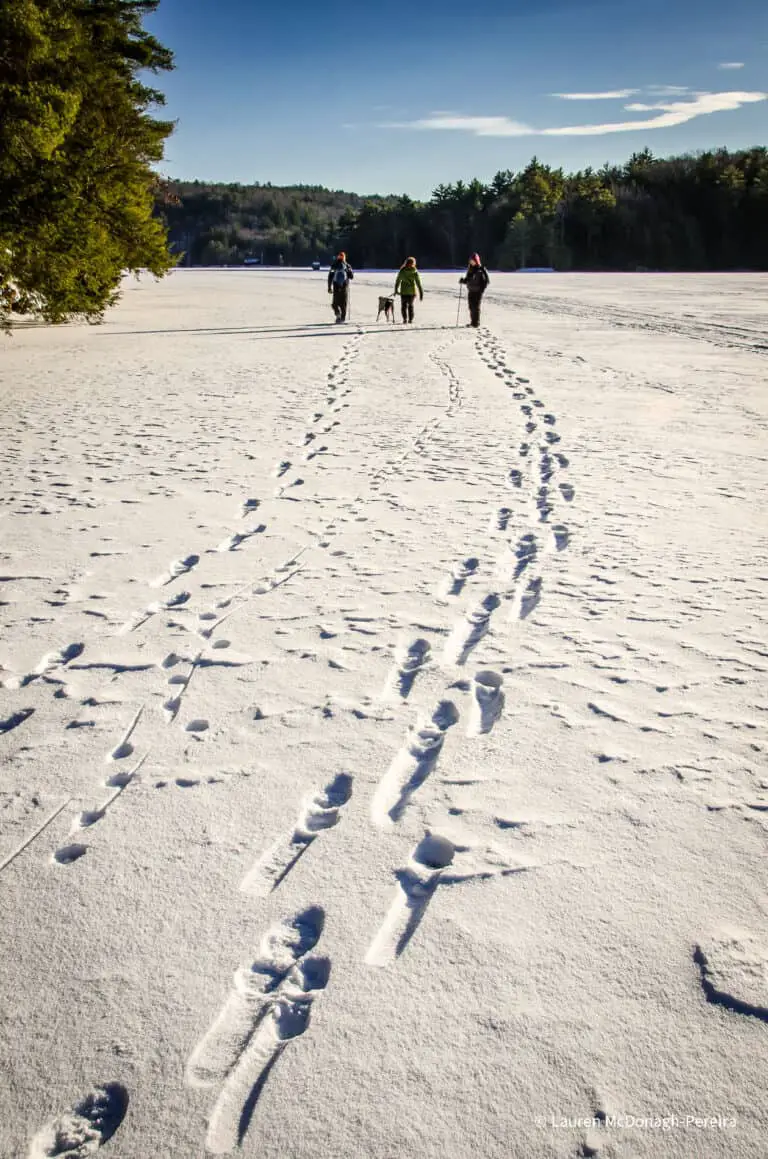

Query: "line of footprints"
<box><xmin>273</xmin><ymin>334</ymin><xmax>361</xmax><ymax>499</ymax></box>
<box><xmin>173</xmin><ymin>334</ymin><xmax>569</xmax><ymax>1152</ymax></box>
<box><xmin>15</xmin><ymin>335</ymin><xmax>368</xmax><ymax>869</ymax></box>
<box><xmin>3</xmin><ymin>330</ymin><xmax>364</xmax><ymax>740</ymax></box>
<box><xmin>27</xmin><ymin>335</ymin><xmax>567</xmax><ymax>1155</ymax></box>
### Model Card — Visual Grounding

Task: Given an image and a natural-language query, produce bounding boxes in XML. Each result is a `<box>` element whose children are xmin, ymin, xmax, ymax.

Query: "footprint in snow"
<box><xmin>494</xmin><ymin>507</ymin><xmax>512</xmax><ymax>532</ymax></box>
<box><xmin>28</xmin><ymin>1083</ymin><xmax>128</xmax><ymax>1158</ymax></box>
<box><xmin>468</xmin><ymin>670</ymin><xmax>505</xmax><ymax>736</ymax></box>
<box><xmin>694</xmin><ymin>932</ymin><xmax>768</xmax><ymax>1023</ymax></box>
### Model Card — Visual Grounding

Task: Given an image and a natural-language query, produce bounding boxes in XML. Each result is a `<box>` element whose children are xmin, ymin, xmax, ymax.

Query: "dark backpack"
<box><xmin>467</xmin><ymin>265</ymin><xmax>488</xmax><ymax>291</ymax></box>
<box><xmin>333</xmin><ymin>265</ymin><xmax>348</xmax><ymax>288</ymax></box>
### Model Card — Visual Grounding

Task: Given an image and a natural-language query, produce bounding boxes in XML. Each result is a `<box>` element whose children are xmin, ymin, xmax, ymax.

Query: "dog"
<box><xmin>376</xmin><ymin>295</ymin><xmax>396</xmax><ymax>323</ymax></box>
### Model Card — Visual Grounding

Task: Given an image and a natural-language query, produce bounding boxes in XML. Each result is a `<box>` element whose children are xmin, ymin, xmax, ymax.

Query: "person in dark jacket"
<box><xmin>327</xmin><ymin>251</ymin><xmax>354</xmax><ymax>322</ymax></box>
<box><xmin>460</xmin><ymin>253</ymin><xmax>490</xmax><ymax>327</ymax></box>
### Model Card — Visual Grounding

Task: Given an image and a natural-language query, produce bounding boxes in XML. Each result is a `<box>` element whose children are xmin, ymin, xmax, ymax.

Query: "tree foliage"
<box><xmin>0</xmin><ymin>0</ymin><xmax>175</xmax><ymax>328</ymax></box>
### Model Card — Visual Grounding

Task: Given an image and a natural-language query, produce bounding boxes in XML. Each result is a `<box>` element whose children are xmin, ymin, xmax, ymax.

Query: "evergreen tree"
<box><xmin>0</xmin><ymin>0</ymin><xmax>175</xmax><ymax>329</ymax></box>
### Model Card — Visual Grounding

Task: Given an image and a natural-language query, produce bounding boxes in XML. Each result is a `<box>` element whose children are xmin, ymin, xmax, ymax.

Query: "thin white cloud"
<box><xmin>646</xmin><ymin>85</ymin><xmax>691</xmax><ymax>96</ymax></box>
<box><xmin>381</xmin><ymin>91</ymin><xmax>767</xmax><ymax>138</ymax></box>
<box><xmin>554</xmin><ymin>90</ymin><xmax>639</xmax><ymax>100</ymax></box>
<box><xmin>718</xmin><ymin>61</ymin><xmax>745</xmax><ymax>69</ymax></box>
<box><xmin>381</xmin><ymin>115</ymin><xmax>533</xmax><ymax>136</ymax></box>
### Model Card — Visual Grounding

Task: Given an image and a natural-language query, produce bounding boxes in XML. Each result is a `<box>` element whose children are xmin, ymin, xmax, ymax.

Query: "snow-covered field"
<box><xmin>1</xmin><ymin>270</ymin><xmax>766</xmax><ymax>1159</ymax></box>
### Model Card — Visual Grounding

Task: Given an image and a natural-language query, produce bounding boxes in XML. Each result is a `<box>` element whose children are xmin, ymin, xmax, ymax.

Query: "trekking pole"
<box><xmin>456</xmin><ymin>282</ymin><xmax>464</xmax><ymax>327</ymax></box>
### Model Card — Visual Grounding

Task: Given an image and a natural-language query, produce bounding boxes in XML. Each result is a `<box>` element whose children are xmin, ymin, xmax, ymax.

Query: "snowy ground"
<box><xmin>1</xmin><ymin>270</ymin><xmax>767</xmax><ymax>1159</ymax></box>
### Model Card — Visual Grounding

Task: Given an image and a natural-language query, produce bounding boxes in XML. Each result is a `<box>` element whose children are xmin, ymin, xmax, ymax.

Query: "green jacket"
<box><xmin>395</xmin><ymin>266</ymin><xmax>423</xmax><ymax>297</ymax></box>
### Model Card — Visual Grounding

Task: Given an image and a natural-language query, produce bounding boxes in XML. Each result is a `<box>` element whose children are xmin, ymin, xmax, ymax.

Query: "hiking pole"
<box><xmin>456</xmin><ymin>282</ymin><xmax>464</xmax><ymax>327</ymax></box>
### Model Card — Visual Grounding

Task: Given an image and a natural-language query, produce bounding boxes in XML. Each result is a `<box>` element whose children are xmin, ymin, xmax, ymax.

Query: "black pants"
<box><xmin>400</xmin><ymin>294</ymin><xmax>415</xmax><ymax>323</ymax></box>
<box><xmin>332</xmin><ymin>287</ymin><xmax>348</xmax><ymax>320</ymax></box>
<box><xmin>467</xmin><ymin>290</ymin><xmax>483</xmax><ymax>327</ymax></box>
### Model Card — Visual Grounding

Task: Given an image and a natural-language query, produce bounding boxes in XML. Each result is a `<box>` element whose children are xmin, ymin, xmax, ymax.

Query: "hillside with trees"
<box><xmin>159</xmin><ymin>147</ymin><xmax>768</xmax><ymax>272</ymax></box>
<box><xmin>157</xmin><ymin>182</ymin><xmax>398</xmax><ymax>267</ymax></box>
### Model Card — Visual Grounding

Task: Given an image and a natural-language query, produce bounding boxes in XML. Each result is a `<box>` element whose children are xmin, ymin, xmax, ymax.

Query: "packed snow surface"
<box><xmin>1</xmin><ymin>269</ymin><xmax>767</xmax><ymax>1158</ymax></box>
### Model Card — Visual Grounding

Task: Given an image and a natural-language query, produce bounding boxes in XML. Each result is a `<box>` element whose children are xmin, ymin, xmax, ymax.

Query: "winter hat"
<box><xmin>469</xmin><ymin>253</ymin><xmax>481</xmax><ymax>265</ymax></box>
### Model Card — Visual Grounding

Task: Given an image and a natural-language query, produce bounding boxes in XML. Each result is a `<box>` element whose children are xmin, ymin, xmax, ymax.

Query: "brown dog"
<box><xmin>377</xmin><ymin>296</ymin><xmax>395</xmax><ymax>323</ymax></box>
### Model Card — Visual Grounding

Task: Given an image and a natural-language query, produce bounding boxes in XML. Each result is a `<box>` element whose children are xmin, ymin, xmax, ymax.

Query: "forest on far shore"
<box><xmin>156</xmin><ymin>146</ymin><xmax>768</xmax><ymax>272</ymax></box>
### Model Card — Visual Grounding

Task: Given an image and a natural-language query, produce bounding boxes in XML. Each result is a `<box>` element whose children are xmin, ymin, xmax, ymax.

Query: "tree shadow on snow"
<box><xmin>98</xmin><ymin>322</ymin><xmax>334</xmax><ymax>337</ymax></box>
<box><xmin>96</xmin><ymin>323</ymin><xmax>456</xmax><ymax>339</ymax></box>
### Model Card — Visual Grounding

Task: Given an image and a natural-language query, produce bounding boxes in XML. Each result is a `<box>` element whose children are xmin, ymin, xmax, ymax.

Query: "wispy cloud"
<box><xmin>555</xmin><ymin>90</ymin><xmax>765</xmax><ymax>135</ymax></box>
<box><xmin>646</xmin><ymin>85</ymin><xmax>691</xmax><ymax>96</ymax></box>
<box><xmin>553</xmin><ymin>90</ymin><xmax>639</xmax><ymax>100</ymax></box>
<box><xmin>718</xmin><ymin>61</ymin><xmax>745</xmax><ymax>70</ymax></box>
<box><xmin>381</xmin><ymin>90</ymin><xmax>767</xmax><ymax>138</ymax></box>
<box><xmin>382</xmin><ymin>115</ymin><xmax>534</xmax><ymax>136</ymax></box>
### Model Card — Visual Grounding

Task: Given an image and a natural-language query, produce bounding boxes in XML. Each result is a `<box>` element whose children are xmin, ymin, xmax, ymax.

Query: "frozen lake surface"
<box><xmin>1</xmin><ymin>270</ymin><xmax>767</xmax><ymax>1158</ymax></box>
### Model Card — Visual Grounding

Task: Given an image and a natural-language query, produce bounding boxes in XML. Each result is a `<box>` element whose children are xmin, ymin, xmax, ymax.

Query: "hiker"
<box><xmin>327</xmin><ymin>251</ymin><xmax>354</xmax><ymax>322</ymax></box>
<box><xmin>394</xmin><ymin>256</ymin><xmax>423</xmax><ymax>324</ymax></box>
<box><xmin>460</xmin><ymin>253</ymin><xmax>490</xmax><ymax>328</ymax></box>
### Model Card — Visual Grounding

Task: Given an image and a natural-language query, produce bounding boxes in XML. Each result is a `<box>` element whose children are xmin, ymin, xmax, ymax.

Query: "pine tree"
<box><xmin>0</xmin><ymin>0</ymin><xmax>175</xmax><ymax>329</ymax></box>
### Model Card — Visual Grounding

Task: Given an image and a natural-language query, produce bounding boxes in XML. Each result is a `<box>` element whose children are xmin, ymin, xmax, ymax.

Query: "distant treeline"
<box><xmin>157</xmin><ymin>181</ymin><xmax>397</xmax><ymax>267</ymax></box>
<box><xmin>157</xmin><ymin>146</ymin><xmax>768</xmax><ymax>272</ymax></box>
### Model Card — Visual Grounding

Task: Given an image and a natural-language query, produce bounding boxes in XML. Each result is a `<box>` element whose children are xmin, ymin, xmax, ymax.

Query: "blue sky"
<box><xmin>147</xmin><ymin>0</ymin><xmax>767</xmax><ymax>198</ymax></box>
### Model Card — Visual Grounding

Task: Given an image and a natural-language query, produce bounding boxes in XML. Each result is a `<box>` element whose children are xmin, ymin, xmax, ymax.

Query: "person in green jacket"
<box><xmin>394</xmin><ymin>256</ymin><xmax>423</xmax><ymax>324</ymax></box>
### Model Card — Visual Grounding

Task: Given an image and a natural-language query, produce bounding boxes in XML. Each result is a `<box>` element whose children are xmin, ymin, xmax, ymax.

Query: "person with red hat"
<box><xmin>327</xmin><ymin>251</ymin><xmax>354</xmax><ymax>322</ymax></box>
<box><xmin>460</xmin><ymin>253</ymin><xmax>490</xmax><ymax>328</ymax></box>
